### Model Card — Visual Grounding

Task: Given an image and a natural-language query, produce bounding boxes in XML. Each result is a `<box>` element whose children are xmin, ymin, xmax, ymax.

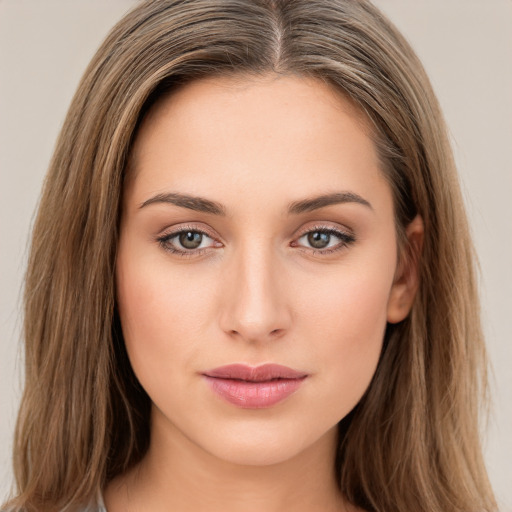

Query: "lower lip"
<box><xmin>203</xmin><ymin>376</ymin><xmax>306</xmax><ymax>409</ymax></box>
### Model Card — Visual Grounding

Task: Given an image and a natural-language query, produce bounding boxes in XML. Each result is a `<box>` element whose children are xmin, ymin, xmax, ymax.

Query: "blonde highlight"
<box><xmin>4</xmin><ymin>1</ymin><xmax>496</xmax><ymax>511</ymax></box>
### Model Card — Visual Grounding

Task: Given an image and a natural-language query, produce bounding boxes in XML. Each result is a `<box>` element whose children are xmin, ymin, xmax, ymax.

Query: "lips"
<box><xmin>202</xmin><ymin>364</ymin><xmax>308</xmax><ymax>409</ymax></box>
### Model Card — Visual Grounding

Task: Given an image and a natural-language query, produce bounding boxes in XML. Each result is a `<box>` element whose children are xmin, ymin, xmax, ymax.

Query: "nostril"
<box><xmin>228</xmin><ymin>328</ymin><xmax>284</xmax><ymax>340</ymax></box>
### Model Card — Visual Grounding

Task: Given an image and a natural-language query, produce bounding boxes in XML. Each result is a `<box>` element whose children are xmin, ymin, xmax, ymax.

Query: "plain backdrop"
<box><xmin>1</xmin><ymin>0</ymin><xmax>511</xmax><ymax>509</ymax></box>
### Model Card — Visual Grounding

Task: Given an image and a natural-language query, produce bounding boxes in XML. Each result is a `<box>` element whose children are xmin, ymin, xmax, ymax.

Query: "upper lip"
<box><xmin>203</xmin><ymin>364</ymin><xmax>308</xmax><ymax>382</ymax></box>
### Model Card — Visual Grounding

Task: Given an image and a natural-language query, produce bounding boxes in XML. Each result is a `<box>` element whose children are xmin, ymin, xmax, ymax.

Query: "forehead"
<box><xmin>142</xmin><ymin>73</ymin><xmax>370</xmax><ymax>136</ymax></box>
<box><xmin>130</xmin><ymin>74</ymin><xmax>374</xmax><ymax>167</ymax></box>
<box><xmin>124</xmin><ymin>74</ymin><xmax>391</xmax><ymax>217</ymax></box>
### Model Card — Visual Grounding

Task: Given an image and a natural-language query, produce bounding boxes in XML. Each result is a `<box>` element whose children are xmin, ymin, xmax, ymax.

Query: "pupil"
<box><xmin>308</xmin><ymin>231</ymin><xmax>330</xmax><ymax>249</ymax></box>
<box><xmin>179</xmin><ymin>231</ymin><xmax>202</xmax><ymax>249</ymax></box>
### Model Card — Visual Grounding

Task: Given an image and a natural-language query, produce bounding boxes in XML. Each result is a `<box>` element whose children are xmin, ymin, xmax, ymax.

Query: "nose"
<box><xmin>218</xmin><ymin>242</ymin><xmax>292</xmax><ymax>343</ymax></box>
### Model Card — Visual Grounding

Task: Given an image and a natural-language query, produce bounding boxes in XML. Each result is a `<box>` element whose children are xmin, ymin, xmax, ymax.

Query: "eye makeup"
<box><xmin>291</xmin><ymin>224</ymin><xmax>356</xmax><ymax>255</ymax></box>
<box><xmin>156</xmin><ymin>221</ymin><xmax>356</xmax><ymax>258</ymax></box>
<box><xmin>156</xmin><ymin>224</ymin><xmax>222</xmax><ymax>257</ymax></box>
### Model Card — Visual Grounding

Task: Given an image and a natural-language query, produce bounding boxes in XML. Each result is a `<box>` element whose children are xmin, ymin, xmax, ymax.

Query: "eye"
<box><xmin>177</xmin><ymin>231</ymin><xmax>206</xmax><ymax>249</ymax></box>
<box><xmin>294</xmin><ymin>227</ymin><xmax>355</xmax><ymax>253</ymax></box>
<box><xmin>157</xmin><ymin>228</ymin><xmax>221</xmax><ymax>255</ymax></box>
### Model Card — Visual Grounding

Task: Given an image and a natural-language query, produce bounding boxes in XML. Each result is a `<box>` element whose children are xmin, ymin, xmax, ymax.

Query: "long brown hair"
<box><xmin>4</xmin><ymin>1</ymin><xmax>496</xmax><ymax>511</ymax></box>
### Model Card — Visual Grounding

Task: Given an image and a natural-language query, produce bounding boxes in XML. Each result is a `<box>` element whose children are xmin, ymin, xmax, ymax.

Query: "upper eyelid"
<box><xmin>158</xmin><ymin>223</ymin><xmax>350</xmax><ymax>237</ymax></box>
<box><xmin>157</xmin><ymin>227</ymin><xmax>220</xmax><ymax>256</ymax></box>
<box><xmin>293</xmin><ymin>223</ymin><xmax>356</xmax><ymax>250</ymax></box>
<box><xmin>156</xmin><ymin>222</ymin><xmax>355</xmax><ymax>248</ymax></box>
<box><xmin>294</xmin><ymin>222</ymin><xmax>354</xmax><ymax>238</ymax></box>
<box><xmin>156</xmin><ymin>225</ymin><xmax>220</xmax><ymax>255</ymax></box>
<box><xmin>158</xmin><ymin>223</ymin><xmax>218</xmax><ymax>240</ymax></box>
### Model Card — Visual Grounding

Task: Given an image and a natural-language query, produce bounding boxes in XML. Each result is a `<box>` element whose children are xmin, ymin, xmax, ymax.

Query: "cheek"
<box><xmin>115</xmin><ymin>250</ymin><xmax>216</xmax><ymax>391</ymax></box>
<box><xmin>295</xmin><ymin>262</ymin><xmax>394</xmax><ymax>407</ymax></box>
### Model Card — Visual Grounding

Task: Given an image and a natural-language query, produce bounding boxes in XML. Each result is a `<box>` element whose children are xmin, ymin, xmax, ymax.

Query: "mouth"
<box><xmin>202</xmin><ymin>364</ymin><xmax>308</xmax><ymax>409</ymax></box>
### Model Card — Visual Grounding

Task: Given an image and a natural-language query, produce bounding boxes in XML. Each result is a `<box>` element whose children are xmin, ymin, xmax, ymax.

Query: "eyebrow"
<box><xmin>139</xmin><ymin>190</ymin><xmax>372</xmax><ymax>216</ymax></box>
<box><xmin>287</xmin><ymin>192</ymin><xmax>373</xmax><ymax>214</ymax></box>
<box><xmin>139</xmin><ymin>192</ymin><xmax>226</xmax><ymax>215</ymax></box>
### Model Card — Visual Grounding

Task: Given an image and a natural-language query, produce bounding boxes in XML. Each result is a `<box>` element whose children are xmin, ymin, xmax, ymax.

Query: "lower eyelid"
<box><xmin>156</xmin><ymin>227</ymin><xmax>222</xmax><ymax>255</ymax></box>
<box><xmin>156</xmin><ymin>225</ymin><xmax>354</xmax><ymax>255</ymax></box>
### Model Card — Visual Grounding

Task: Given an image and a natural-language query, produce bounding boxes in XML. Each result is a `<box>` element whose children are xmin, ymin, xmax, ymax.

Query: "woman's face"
<box><xmin>116</xmin><ymin>74</ymin><xmax>416</xmax><ymax>466</ymax></box>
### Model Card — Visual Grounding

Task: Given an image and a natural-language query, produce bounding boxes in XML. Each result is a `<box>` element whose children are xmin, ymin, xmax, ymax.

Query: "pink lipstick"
<box><xmin>202</xmin><ymin>364</ymin><xmax>307</xmax><ymax>409</ymax></box>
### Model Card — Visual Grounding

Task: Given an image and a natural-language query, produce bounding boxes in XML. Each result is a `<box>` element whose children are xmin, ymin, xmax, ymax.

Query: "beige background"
<box><xmin>1</xmin><ymin>0</ymin><xmax>511</xmax><ymax>509</ymax></box>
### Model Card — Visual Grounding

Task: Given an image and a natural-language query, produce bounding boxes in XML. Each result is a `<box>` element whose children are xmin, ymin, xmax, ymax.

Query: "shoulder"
<box><xmin>81</xmin><ymin>499</ymin><xmax>107</xmax><ymax>512</ymax></box>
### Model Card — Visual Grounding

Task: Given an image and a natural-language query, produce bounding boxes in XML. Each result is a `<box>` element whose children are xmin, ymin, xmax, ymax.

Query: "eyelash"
<box><xmin>157</xmin><ymin>225</ymin><xmax>219</xmax><ymax>258</ymax></box>
<box><xmin>292</xmin><ymin>225</ymin><xmax>356</xmax><ymax>255</ymax></box>
<box><xmin>156</xmin><ymin>224</ymin><xmax>356</xmax><ymax>257</ymax></box>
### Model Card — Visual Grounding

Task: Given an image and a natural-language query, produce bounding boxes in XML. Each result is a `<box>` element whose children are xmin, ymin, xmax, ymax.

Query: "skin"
<box><xmin>107</xmin><ymin>74</ymin><xmax>423</xmax><ymax>512</ymax></box>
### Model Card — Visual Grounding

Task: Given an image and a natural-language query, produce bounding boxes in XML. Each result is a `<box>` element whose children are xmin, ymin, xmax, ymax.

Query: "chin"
<box><xmin>190</xmin><ymin>417</ymin><xmax>338</xmax><ymax>468</ymax></box>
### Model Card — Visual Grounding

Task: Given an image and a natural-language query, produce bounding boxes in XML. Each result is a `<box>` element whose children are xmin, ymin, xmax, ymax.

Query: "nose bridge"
<box><xmin>220</xmin><ymin>237</ymin><xmax>290</xmax><ymax>342</ymax></box>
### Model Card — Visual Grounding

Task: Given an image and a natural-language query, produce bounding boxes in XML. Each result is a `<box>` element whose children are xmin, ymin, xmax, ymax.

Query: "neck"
<box><xmin>105</xmin><ymin>409</ymin><xmax>352</xmax><ymax>512</ymax></box>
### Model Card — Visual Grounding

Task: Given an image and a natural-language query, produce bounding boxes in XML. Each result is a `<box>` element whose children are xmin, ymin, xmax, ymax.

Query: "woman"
<box><xmin>2</xmin><ymin>0</ymin><xmax>497</xmax><ymax>511</ymax></box>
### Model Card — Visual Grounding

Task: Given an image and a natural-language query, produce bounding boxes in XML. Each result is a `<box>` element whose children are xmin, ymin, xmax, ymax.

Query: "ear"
<box><xmin>387</xmin><ymin>215</ymin><xmax>424</xmax><ymax>324</ymax></box>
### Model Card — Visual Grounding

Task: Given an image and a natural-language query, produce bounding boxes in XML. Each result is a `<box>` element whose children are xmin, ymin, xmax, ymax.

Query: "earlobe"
<box><xmin>387</xmin><ymin>215</ymin><xmax>424</xmax><ymax>324</ymax></box>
